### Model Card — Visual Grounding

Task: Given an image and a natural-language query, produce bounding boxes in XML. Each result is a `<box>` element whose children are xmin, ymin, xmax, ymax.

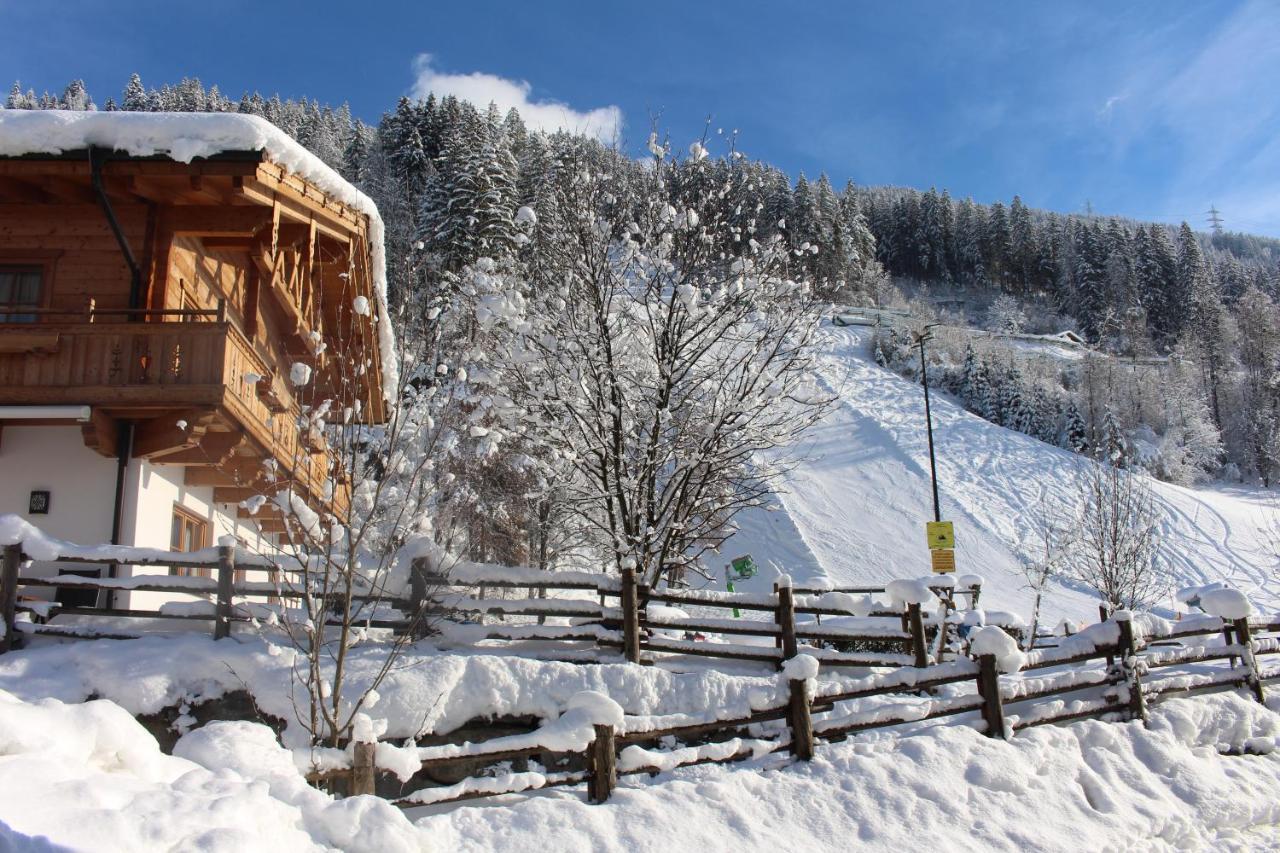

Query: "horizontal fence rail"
<box><xmin>309</xmin><ymin>611</ymin><xmax>1280</xmax><ymax>807</ymax></box>
<box><xmin>3</xmin><ymin>543</ymin><xmax>979</xmax><ymax>658</ymax></box>
<box><xmin>3</xmin><ymin>541</ymin><xmax>1277</xmax><ymax>812</ymax></box>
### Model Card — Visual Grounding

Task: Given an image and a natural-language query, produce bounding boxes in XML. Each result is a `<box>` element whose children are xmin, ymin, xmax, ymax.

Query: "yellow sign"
<box><xmin>931</xmin><ymin>548</ymin><xmax>956</xmax><ymax>574</ymax></box>
<box><xmin>926</xmin><ymin>521</ymin><xmax>955</xmax><ymax>550</ymax></box>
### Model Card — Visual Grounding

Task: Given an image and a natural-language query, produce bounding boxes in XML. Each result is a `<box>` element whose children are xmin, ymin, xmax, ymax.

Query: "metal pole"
<box><xmin>918</xmin><ymin>332</ymin><xmax>941</xmax><ymax>523</ymax></box>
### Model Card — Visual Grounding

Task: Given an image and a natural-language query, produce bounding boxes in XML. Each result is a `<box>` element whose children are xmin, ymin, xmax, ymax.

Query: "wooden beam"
<box><xmin>0</xmin><ymin>176</ymin><xmax>55</xmax><ymax>204</ymax></box>
<box><xmin>147</xmin><ymin>211</ymin><xmax>174</xmax><ymax>312</ymax></box>
<box><xmin>213</xmin><ymin>486</ymin><xmax>263</xmax><ymax>504</ymax></box>
<box><xmin>243</xmin><ymin>256</ymin><xmax>261</xmax><ymax>339</ymax></box>
<box><xmin>0</xmin><ymin>159</ymin><xmax>262</xmax><ymax>179</ymax></box>
<box><xmin>167</xmin><ymin>206</ymin><xmax>273</xmax><ymax>237</ymax></box>
<box><xmin>79</xmin><ymin>409</ymin><xmax>119</xmax><ymax>458</ymax></box>
<box><xmin>132</xmin><ymin>409</ymin><xmax>218</xmax><ymax>459</ymax></box>
<box><xmin>245</xmin><ymin>516</ymin><xmax>288</xmax><ymax>534</ymax></box>
<box><xmin>37</xmin><ymin>176</ymin><xmax>97</xmax><ymax>205</ymax></box>
<box><xmin>149</xmin><ymin>429</ymin><xmax>250</xmax><ymax>466</ymax></box>
<box><xmin>201</xmin><ymin>236</ymin><xmax>253</xmax><ymax>251</ymax></box>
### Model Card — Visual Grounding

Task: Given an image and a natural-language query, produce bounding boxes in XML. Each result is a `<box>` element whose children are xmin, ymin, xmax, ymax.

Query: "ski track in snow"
<box><xmin>722</xmin><ymin>323</ymin><xmax>1280</xmax><ymax>623</ymax></box>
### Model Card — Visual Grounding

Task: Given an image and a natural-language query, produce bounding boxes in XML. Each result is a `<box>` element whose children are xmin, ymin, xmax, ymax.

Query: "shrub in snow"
<box><xmin>969</xmin><ymin>625</ymin><xmax>1027</xmax><ymax>673</ymax></box>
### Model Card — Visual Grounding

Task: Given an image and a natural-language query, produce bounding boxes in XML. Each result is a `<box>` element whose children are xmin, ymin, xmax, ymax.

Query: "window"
<box><xmin>0</xmin><ymin>266</ymin><xmax>43</xmax><ymax>323</ymax></box>
<box><xmin>170</xmin><ymin>505</ymin><xmax>210</xmax><ymax>578</ymax></box>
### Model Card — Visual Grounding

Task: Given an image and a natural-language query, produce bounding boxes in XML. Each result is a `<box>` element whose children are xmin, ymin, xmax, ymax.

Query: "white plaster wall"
<box><xmin>0</xmin><ymin>425</ymin><xmax>117</xmax><ymax>595</ymax></box>
<box><xmin>123</xmin><ymin>459</ymin><xmax>279</xmax><ymax>612</ymax></box>
<box><xmin>2</xmin><ymin>423</ymin><xmax>280</xmax><ymax>621</ymax></box>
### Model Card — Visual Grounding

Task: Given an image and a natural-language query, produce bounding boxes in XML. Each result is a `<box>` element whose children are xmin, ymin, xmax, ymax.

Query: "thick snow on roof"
<box><xmin>0</xmin><ymin>110</ymin><xmax>398</xmax><ymax>403</ymax></box>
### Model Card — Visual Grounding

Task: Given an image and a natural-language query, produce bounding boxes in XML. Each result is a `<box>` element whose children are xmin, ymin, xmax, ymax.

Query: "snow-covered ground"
<box><xmin>722</xmin><ymin>323</ymin><xmax>1280</xmax><ymax>624</ymax></box>
<box><xmin>2</xmin><ymin>681</ymin><xmax>1279</xmax><ymax>852</ymax></box>
<box><xmin>3</xmin><ymin>320</ymin><xmax>1279</xmax><ymax>851</ymax></box>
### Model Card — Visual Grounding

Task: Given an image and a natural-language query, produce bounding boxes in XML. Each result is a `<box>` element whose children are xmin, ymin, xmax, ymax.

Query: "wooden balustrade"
<box><xmin>0</xmin><ymin>319</ymin><xmax>339</xmax><ymax>511</ymax></box>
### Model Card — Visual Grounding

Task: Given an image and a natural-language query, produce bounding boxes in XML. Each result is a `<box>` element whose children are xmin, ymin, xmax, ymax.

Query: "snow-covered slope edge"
<box><xmin>5</xmin><ymin>685</ymin><xmax>1277</xmax><ymax>852</ymax></box>
<box><xmin>721</xmin><ymin>323</ymin><xmax>1280</xmax><ymax>624</ymax></box>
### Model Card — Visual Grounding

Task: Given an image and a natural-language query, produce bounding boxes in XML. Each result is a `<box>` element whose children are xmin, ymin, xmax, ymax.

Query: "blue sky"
<box><xmin>3</xmin><ymin>0</ymin><xmax>1278</xmax><ymax>236</ymax></box>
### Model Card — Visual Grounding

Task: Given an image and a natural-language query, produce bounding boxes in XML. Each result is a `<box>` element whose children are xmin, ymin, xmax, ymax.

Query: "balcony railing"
<box><xmin>0</xmin><ymin>317</ymin><xmax>335</xmax><ymax>506</ymax></box>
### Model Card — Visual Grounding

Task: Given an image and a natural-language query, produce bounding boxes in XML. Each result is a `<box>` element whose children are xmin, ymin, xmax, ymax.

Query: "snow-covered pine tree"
<box><xmin>1009</xmin><ymin>195</ymin><xmax>1034</xmax><ymax>294</ymax></box>
<box><xmin>1098</xmin><ymin>406</ymin><xmax>1127</xmax><ymax>466</ymax></box>
<box><xmin>5</xmin><ymin>82</ymin><xmax>30</xmax><ymax>109</ymax></box>
<box><xmin>60</xmin><ymin>79</ymin><xmax>94</xmax><ymax>111</ymax></box>
<box><xmin>1178</xmin><ymin>221</ymin><xmax>1227</xmax><ymax>429</ymax></box>
<box><xmin>983</xmin><ymin>200</ymin><xmax>1012</xmax><ymax>289</ymax></box>
<box><xmin>1062</xmin><ymin>401</ymin><xmax>1089</xmax><ymax>453</ymax></box>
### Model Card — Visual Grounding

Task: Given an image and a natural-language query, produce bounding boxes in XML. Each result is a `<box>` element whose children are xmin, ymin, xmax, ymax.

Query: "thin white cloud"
<box><xmin>1097</xmin><ymin>94</ymin><xmax>1125</xmax><ymax>120</ymax></box>
<box><xmin>1100</xmin><ymin>0</ymin><xmax>1280</xmax><ymax>233</ymax></box>
<box><xmin>409</xmin><ymin>54</ymin><xmax>622</xmax><ymax>145</ymax></box>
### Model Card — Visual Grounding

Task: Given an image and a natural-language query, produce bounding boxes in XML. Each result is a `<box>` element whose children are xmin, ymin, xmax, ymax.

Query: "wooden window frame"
<box><xmin>169</xmin><ymin>504</ymin><xmax>211</xmax><ymax>578</ymax></box>
<box><xmin>0</xmin><ymin>251</ymin><xmax>58</xmax><ymax>322</ymax></box>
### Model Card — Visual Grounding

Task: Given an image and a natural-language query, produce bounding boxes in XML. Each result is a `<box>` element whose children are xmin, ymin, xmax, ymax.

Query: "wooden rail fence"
<box><xmin>3</xmin><ymin>545</ymin><xmax>980</xmax><ymax>666</ymax></box>
<box><xmin>326</xmin><ymin>612</ymin><xmax>1280</xmax><ymax>807</ymax></box>
<box><xmin>3</xmin><ymin>542</ymin><xmax>1277</xmax><ymax>812</ymax></box>
<box><xmin>0</xmin><ymin>543</ymin><xmax>408</xmax><ymax>650</ymax></box>
<box><xmin>414</xmin><ymin>564</ymin><xmax>987</xmax><ymax>672</ymax></box>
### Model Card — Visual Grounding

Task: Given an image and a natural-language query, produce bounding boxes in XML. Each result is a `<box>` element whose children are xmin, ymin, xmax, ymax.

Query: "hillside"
<box><xmin>721</xmin><ymin>321</ymin><xmax>1279</xmax><ymax>625</ymax></box>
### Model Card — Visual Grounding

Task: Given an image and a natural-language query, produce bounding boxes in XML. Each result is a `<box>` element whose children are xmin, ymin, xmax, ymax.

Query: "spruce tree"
<box><xmin>6</xmin><ymin>81</ymin><xmax>28</xmax><ymax>109</ymax></box>
<box><xmin>983</xmin><ymin>201</ymin><xmax>1012</xmax><ymax>289</ymax></box>
<box><xmin>1062</xmin><ymin>401</ymin><xmax>1089</xmax><ymax>453</ymax></box>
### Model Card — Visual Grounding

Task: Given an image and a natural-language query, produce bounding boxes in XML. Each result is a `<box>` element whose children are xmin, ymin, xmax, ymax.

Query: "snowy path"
<box><xmin>722</xmin><ymin>323</ymin><xmax>1280</xmax><ymax>623</ymax></box>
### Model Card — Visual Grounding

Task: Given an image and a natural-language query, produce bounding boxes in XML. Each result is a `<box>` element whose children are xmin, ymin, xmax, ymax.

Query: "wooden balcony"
<box><xmin>0</xmin><ymin>318</ymin><xmax>337</xmax><ymax>510</ymax></box>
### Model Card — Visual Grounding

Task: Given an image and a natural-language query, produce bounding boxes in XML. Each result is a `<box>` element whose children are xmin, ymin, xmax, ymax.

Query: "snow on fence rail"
<box><xmin>311</xmin><ymin>611</ymin><xmax>1280</xmax><ymax>808</ymax></box>
<box><xmin>1</xmin><ymin>537</ymin><xmax>974</xmax><ymax>663</ymax></box>
<box><xmin>0</xmin><ymin>517</ymin><xmax>982</xmax><ymax>665</ymax></box>
<box><xmin>414</xmin><ymin>562</ymin><xmax>983</xmax><ymax>672</ymax></box>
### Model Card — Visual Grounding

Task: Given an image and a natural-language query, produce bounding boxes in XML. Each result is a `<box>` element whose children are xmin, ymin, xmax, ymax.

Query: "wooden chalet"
<box><xmin>0</xmin><ymin>112</ymin><xmax>390</xmax><ymax>599</ymax></box>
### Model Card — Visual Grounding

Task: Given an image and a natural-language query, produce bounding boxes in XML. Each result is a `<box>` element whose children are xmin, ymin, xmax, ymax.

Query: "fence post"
<box><xmin>214</xmin><ymin>544</ymin><xmax>235</xmax><ymax>640</ymax></box>
<box><xmin>621</xmin><ymin>567</ymin><xmax>640</xmax><ymax>664</ymax></box>
<box><xmin>637</xmin><ymin>581</ymin><xmax>651</xmax><ymax>663</ymax></box>
<box><xmin>776</xmin><ymin>583</ymin><xmax>798</xmax><ymax>667</ymax></box>
<box><xmin>1100</xmin><ymin>605</ymin><xmax>1115</xmax><ymax>669</ymax></box>
<box><xmin>908</xmin><ymin>602</ymin><xmax>929</xmax><ymax>668</ymax></box>
<box><xmin>1115</xmin><ymin>617</ymin><xmax>1147</xmax><ymax>724</ymax></box>
<box><xmin>587</xmin><ymin>723</ymin><xmax>617</xmax><ymax>804</ymax></box>
<box><xmin>976</xmin><ymin>653</ymin><xmax>1007</xmax><ymax>739</ymax></box>
<box><xmin>1232</xmin><ymin>617</ymin><xmax>1266</xmax><ymax>704</ymax></box>
<box><xmin>1</xmin><ymin>544</ymin><xmax>21</xmax><ymax>653</ymax></box>
<box><xmin>787</xmin><ymin>677</ymin><xmax>815</xmax><ymax>761</ymax></box>
<box><xmin>351</xmin><ymin>740</ymin><xmax>377</xmax><ymax>796</ymax></box>
<box><xmin>1222</xmin><ymin>621</ymin><xmax>1238</xmax><ymax>668</ymax></box>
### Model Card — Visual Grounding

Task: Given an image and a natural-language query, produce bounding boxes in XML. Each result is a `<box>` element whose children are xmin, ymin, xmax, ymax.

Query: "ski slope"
<box><xmin>722</xmin><ymin>322</ymin><xmax>1279</xmax><ymax>624</ymax></box>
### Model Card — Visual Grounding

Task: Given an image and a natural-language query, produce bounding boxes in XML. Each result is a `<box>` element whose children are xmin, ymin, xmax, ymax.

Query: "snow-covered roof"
<box><xmin>0</xmin><ymin>110</ymin><xmax>397</xmax><ymax>403</ymax></box>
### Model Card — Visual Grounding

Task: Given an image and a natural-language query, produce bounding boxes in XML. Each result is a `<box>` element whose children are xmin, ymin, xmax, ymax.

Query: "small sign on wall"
<box><xmin>29</xmin><ymin>490</ymin><xmax>50</xmax><ymax>515</ymax></box>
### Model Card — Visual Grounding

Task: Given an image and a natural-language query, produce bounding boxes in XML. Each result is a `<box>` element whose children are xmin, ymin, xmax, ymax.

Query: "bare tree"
<box><xmin>222</xmin><ymin>244</ymin><xmax>456</xmax><ymax>755</ymax></box>
<box><xmin>480</xmin><ymin>145</ymin><xmax>831</xmax><ymax>586</ymax></box>
<box><xmin>1070</xmin><ymin>459</ymin><xmax>1165</xmax><ymax>614</ymax></box>
<box><xmin>1019</xmin><ymin>495</ymin><xmax>1078</xmax><ymax>648</ymax></box>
